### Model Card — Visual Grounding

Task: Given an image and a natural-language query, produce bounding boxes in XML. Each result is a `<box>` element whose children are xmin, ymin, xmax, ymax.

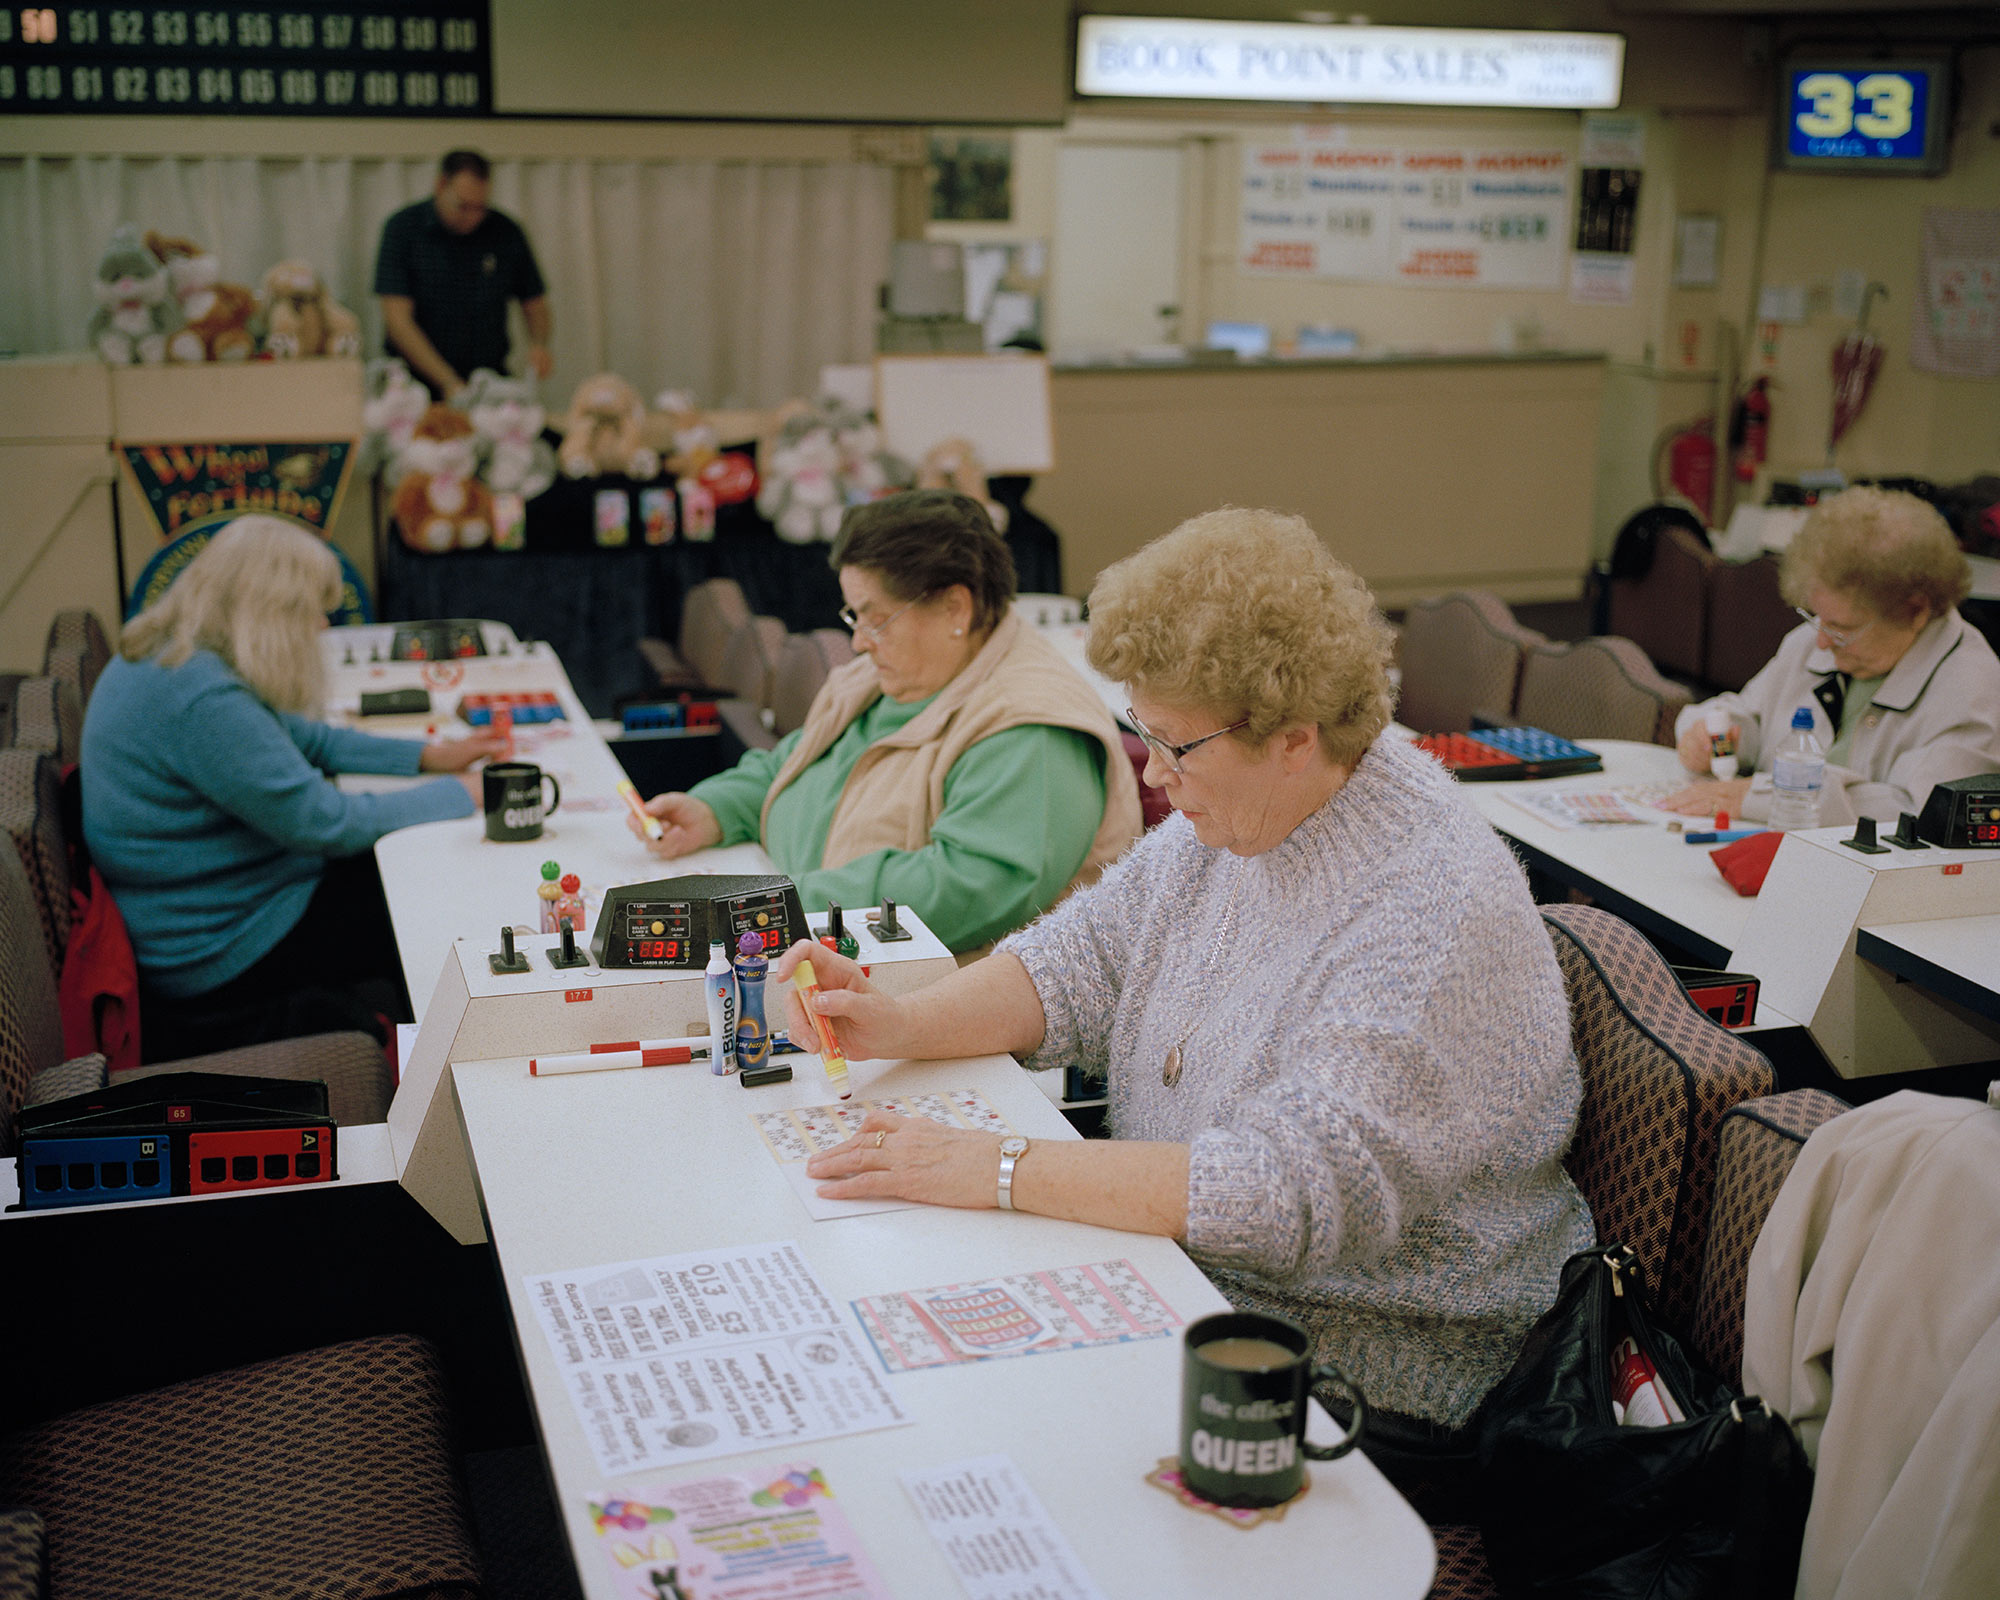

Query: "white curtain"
<box><xmin>0</xmin><ymin>153</ymin><xmax>893</xmax><ymax>408</ymax></box>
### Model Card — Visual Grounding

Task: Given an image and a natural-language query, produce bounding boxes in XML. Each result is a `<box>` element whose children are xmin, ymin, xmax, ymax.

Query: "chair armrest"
<box><xmin>24</xmin><ymin>1052</ymin><xmax>108</xmax><ymax>1108</ymax></box>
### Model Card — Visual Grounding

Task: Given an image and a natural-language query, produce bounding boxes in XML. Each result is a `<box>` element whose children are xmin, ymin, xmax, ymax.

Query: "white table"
<box><xmin>451</xmin><ymin>1044</ymin><xmax>1436</xmax><ymax>1600</ymax></box>
<box><xmin>1855</xmin><ymin>912</ymin><xmax>2000</xmax><ymax>1027</ymax></box>
<box><xmin>1448</xmin><ymin>739</ymin><xmax>1758</xmax><ymax>969</ymax></box>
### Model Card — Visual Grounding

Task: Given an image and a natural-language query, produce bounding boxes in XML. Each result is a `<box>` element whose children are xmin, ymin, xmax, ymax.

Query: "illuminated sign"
<box><xmin>1777</xmin><ymin>59</ymin><xmax>1950</xmax><ymax>176</ymax></box>
<box><xmin>1076</xmin><ymin>16</ymin><xmax>1623</xmax><ymax>109</ymax></box>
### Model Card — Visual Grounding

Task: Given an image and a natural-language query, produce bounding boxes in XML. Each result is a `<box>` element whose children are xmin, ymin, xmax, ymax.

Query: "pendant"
<box><xmin>1163</xmin><ymin>1044</ymin><xmax>1183</xmax><ymax>1087</ymax></box>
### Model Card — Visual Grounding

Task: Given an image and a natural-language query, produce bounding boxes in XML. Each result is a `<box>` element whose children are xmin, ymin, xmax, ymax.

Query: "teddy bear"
<box><xmin>86</xmin><ymin>224</ymin><xmax>183</xmax><ymax>365</ymax></box>
<box><xmin>756</xmin><ymin>398</ymin><xmax>912</xmax><ymax>542</ymax></box>
<box><xmin>391</xmin><ymin>403</ymin><xmax>494</xmax><ymax>552</ymax></box>
<box><xmin>359</xmin><ymin>358</ymin><xmax>433</xmax><ymax>482</ymax></box>
<box><xmin>144</xmin><ymin>232</ymin><xmax>257</xmax><ymax>362</ymax></box>
<box><xmin>917</xmin><ymin>436</ymin><xmax>1008</xmax><ymax>533</ymax></box>
<box><xmin>459</xmin><ymin>368</ymin><xmax>557</xmax><ymax>499</ymax></box>
<box><xmin>257</xmin><ymin>260</ymin><xmax>362</xmax><ymax>358</ymax></box>
<box><xmin>557</xmin><ymin>372</ymin><xmax>659</xmax><ymax>479</ymax></box>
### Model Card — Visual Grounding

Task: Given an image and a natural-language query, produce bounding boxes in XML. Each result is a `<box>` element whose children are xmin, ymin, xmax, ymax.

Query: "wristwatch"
<box><xmin>996</xmin><ymin>1137</ymin><xmax>1030</xmax><ymax>1211</ymax></box>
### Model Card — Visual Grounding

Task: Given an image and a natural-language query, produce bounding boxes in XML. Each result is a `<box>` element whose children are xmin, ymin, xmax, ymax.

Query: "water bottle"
<box><xmin>732</xmin><ymin>932</ymin><xmax>771</xmax><ymax>1071</ymax></box>
<box><xmin>1768</xmin><ymin>706</ymin><xmax>1826</xmax><ymax>831</ymax></box>
<box><xmin>704</xmin><ymin>940</ymin><xmax>737</xmax><ymax>1076</ymax></box>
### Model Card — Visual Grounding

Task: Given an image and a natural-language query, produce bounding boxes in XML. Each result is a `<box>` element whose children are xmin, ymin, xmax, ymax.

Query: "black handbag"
<box><xmin>1475</xmin><ymin>1245</ymin><xmax>1812</xmax><ymax>1600</ymax></box>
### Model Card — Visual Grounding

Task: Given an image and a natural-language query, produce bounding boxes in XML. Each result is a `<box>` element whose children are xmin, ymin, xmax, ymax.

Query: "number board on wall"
<box><xmin>0</xmin><ymin>4</ymin><xmax>490</xmax><ymax>116</ymax></box>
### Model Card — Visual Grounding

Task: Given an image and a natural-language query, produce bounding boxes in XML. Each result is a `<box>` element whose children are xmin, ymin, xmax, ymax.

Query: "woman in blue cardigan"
<box><xmin>82</xmin><ymin>516</ymin><xmax>499</xmax><ymax>1062</ymax></box>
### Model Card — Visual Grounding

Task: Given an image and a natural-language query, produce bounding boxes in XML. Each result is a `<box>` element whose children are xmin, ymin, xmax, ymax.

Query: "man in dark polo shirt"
<box><xmin>373</xmin><ymin>149</ymin><xmax>552</xmax><ymax>397</ymax></box>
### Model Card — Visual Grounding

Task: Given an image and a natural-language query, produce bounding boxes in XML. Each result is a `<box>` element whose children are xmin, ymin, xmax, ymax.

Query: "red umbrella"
<box><xmin>1829</xmin><ymin>282</ymin><xmax>1888</xmax><ymax>459</ymax></box>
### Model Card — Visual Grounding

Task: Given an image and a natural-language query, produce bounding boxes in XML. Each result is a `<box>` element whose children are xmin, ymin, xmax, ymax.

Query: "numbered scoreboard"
<box><xmin>1776</xmin><ymin>56</ymin><xmax>1951</xmax><ymax>177</ymax></box>
<box><xmin>0</xmin><ymin>2</ymin><xmax>490</xmax><ymax>115</ymax></box>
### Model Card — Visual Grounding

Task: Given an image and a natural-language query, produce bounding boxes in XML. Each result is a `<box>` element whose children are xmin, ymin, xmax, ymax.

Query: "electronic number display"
<box><xmin>1777</xmin><ymin>58</ymin><xmax>1949</xmax><ymax>176</ymax></box>
<box><xmin>0</xmin><ymin>3</ymin><xmax>490</xmax><ymax>116</ymax></box>
<box><xmin>592</xmin><ymin>875</ymin><xmax>809</xmax><ymax>972</ymax></box>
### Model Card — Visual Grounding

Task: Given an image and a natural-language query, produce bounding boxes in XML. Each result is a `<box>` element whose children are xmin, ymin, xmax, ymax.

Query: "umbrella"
<box><xmin>1829</xmin><ymin>281</ymin><xmax>1888</xmax><ymax>459</ymax></box>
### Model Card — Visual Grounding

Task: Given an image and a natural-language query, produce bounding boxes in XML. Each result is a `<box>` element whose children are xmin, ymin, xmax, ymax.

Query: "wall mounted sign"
<box><xmin>0</xmin><ymin>3</ymin><xmax>490</xmax><ymax>116</ymax></box>
<box><xmin>120</xmin><ymin>439</ymin><xmax>353</xmax><ymax>541</ymax></box>
<box><xmin>1241</xmin><ymin>138</ymin><xmax>1571</xmax><ymax>288</ymax></box>
<box><xmin>1079</xmin><ymin>17</ymin><xmax>1623</xmax><ymax>110</ymax></box>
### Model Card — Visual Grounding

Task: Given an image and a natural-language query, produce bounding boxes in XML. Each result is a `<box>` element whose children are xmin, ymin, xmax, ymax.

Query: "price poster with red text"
<box><xmin>1242</xmin><ymin>133</ymin><xmax>1570</xmax><ymax>288</ymax></box>
<box><xmin>525</xmin><ymin>1241</ymin><xmax>909</xmax><ymax>1477</ymax></box>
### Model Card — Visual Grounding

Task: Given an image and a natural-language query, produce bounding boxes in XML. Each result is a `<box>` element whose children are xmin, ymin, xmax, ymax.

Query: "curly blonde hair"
<box><xmin>1781</xmin><ymin>486</ymin><xmax>1971</xmax><ymax>624</ymax></box>
<box><xmin>120</xmin><ymin>515</ymin><xmax>341</xmax><ymax>714</ymax></box>
<box><xmin>1086</xmin><ymin>507</ymin><xmax>1396</xmax><ymax>766</ymax></box>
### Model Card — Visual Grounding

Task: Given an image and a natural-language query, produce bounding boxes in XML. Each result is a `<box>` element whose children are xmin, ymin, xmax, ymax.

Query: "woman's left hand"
<box><xmin>420</xmin><ymin>733</ymin><xmax>509</xmax><ymax>772</ymax></box>
<box><xmin>805</xmin><ymin>1109</ymin><xmax>1004</xmax><ymax>1209</ymax></box>
<box><xmin>1656</xmin><ymin>775</ymin><xmax>1753</xmax><ymax>817</ymax></box>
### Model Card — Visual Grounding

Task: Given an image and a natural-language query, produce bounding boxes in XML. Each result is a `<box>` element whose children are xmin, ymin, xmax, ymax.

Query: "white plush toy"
<box><xmin>459</xmin><ymin>367</ymin><xmax>556</xmax><ymax>499</ymax></box>
<box><xmin>359</xmin><ymin>358</ymin><xmax>433</xmax><ymax>483</ymax></box>
<box><xmin>87</xmin><ymin>225</ymin><xmax>182</xmax><ymax>365</ymax></box>
<box><xmin>757</xmin><ymin>397</ymin><xmax>911</xmax><ymax>543</ymax></box>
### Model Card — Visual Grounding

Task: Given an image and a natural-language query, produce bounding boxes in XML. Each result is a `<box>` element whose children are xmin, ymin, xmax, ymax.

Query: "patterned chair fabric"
<box><xmin>0</xmin><ymin>848</ymin><xmax>65</xmax><ymax>1157</ymax></box>
<box><xmin>1688</xmin><ymin>1087</ymin><xmax>1849</xmax><ymax>1378</ymax></box>
<box><xmin>0</xmin><ymin>1507</ymin><xmax>46</xmax><ymax>1600</ymax></box>
<box><xmin>25</xmin><ymin>1052</ymin><xmax>107</xmax><ymax>1109</ymax></box>
<box><xmin>8</xmin><ymin>679</ymin><xmax>82</xmax><ymax>768</ymax></box>
<box><xmin>0</xmin><ymin>675</ymin><xmax>22</xmax><ymax>749</ymax></box>
<box><xmin>1606</xmin><ymin>523</ymin><xmax>1714</xmax><ymax>683</ymax></box>
<box><xmin>42</xmin><ymin>610</ymin><xmax>112</xmax><ymax>710</ymax></box>
<box><xmin>0</xmin><ymin>1334</ymin><xmax>483</xmax><ymax>1600</ymax></box>
<box><xmin>1542</xmin><ymin>902</ymin><xmax>1776</xmax><ymax>1334</ymax></box>
<box><xmin>681</xmin><ymin>577</ymin><xmax>753</xmax><ymax>688</ymax></box>
<box><xmin>114</xmin><ymin>1031</ymin><xmax>394</xmax><ymax>1127</ymax></box>
<box><xmin>1703</xmin><ymin>553</ymin><xmax>1799</xmax><ymax>693</ymax></box>
<box><xmin>1514</xmin><ymin>636</ymin><xmax>1693</xmax><ymax>746</ymax></box>
<box><xmin>1395</xmin><ymin>592</ymin><xmax>1545</xmax><ymax>735</ymax></box>
<box><xmin>0</xmin><ymin>750</ymin><xmax>69</xmax><ymax>978</ymax></box>
<box><xmin>771</xmin><ymin>629</ymin><xmax>855</xmax><ymax>737</ymax></box>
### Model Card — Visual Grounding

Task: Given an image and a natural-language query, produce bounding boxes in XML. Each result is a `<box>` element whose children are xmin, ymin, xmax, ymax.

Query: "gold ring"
<box><xmin>873</xmin><ymin>1131</ymin><xmax>887</xmax><ymax>1149</ymax></box>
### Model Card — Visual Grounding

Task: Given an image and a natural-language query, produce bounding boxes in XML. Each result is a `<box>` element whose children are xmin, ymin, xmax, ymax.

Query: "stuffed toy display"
<box><xmin>392</xmin><ymin>403</ymin><xmax>494</xmax><ymax>552</ymax></box>
<box><xmin>257</xmin><ymin>260</ymin><xmax>362</xmax><ymax>359</ymax></box>
<box><xmin>916</xmin><ymin>436</ymin><xmax>1008</xmax><ymax>534</ymax></box>
<box><xmin>86</xmin><ymin>224</ymin><xmax>183</xmax><ymax>365</ymax></box>
<box><xmin>757</xmin><ymin>397</ymin><xmax>912</xmax><ymax>544</ymax></box>
<box><xmin>359</xmin><ymin>358</ymin><xmax>432</xmax><ymax>481</ymax></box>
<box><xmin>557</xmin><ymin>373</ymin><xmax>659</xmax><ymax>480</ymax></box>
<box><xmin>459</xmin><ymin>368</ymin><xmax>557</xmax><ymax>500</ymax></box>
<box><xmin>144</xmin><ymin>232</ymin><xmax>256</xmax><ymax>362</ymax></box>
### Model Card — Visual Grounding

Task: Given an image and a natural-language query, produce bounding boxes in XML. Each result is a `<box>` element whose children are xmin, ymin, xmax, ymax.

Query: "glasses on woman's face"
<box><xmin>1125</xmin><ymin>708</ymin><xmax>1250</xmax><ymax>778</ymax></box>
<box><xmin>839</xmin><ymin>593</ymin><xmax>925</xmax><ymax>643</ymax></box>
<box><xmin>1794</xmin><ymin>606</ymin><xmax>1872</xmax><ymax>650</ymax></box>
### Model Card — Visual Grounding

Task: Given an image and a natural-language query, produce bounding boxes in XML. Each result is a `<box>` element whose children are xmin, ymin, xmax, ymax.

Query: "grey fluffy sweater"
<box><xmin>1001</xmin><ymin>733</ymin><xmax>1593</xmax><ymax>1425</ymax></box>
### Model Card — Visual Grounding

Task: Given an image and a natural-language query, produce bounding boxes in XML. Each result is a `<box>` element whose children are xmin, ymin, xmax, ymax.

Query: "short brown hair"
<box><xmin>1781</xmin><ymin>485</ymin><xmax>1971</xmax><ymax>624</ymax></box>
<box><xmin>440</xmin><ymin>150</ymin><xmax>490</xmax><ymax>182</ymax></box>
<box><xmin>829</xmin><ymin>489</ymin><xmax>1016</xmax><ymax>631</ymax></box>
<box><xmin>1086</xmin><ymin>507</ymin><xmax>1395</xmax><ymax>766</ymax></box>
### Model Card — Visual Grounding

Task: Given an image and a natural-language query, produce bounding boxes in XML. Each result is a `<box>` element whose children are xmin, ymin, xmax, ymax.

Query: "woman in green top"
<box><xmin>631</xmin><ymin>491</ymin><xmax>1144</xmax><ymax>952</ymax></box>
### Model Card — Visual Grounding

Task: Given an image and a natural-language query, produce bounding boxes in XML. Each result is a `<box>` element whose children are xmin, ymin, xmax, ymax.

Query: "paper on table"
<box><xmin>525</xmin><ymin>1240</ymin><xmax>910</xmax><ymax>1477</ymax></box>
<box><xmin>904</xmin><ymin>1454</ymin><xmax>1107</xmax><ymax>1600</ymax></box>
<box><xmin>1499</xmin><ymin>780</ymin><xmax>1688</xmax><ymax>831</ymax></box>
<box><xmin>589</xmin><ymin>1463</ymin><xmax>892</xmax><ymax>1600</ymax></box>
<box><xmin>757</xmin><ymin>1089</ymin><xmax>1019</xmax><ymax>1221</ymax></box>
<box><xmin>854</xmin><ymin>1259</ymin><xmax>1182</xmax><ymax>1374</ymax></box>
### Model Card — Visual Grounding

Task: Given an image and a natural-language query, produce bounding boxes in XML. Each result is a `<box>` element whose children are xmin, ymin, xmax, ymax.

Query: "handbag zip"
<box><xmin>1601</xmin><ymin>1245</ymin><xmax>1699</xmax><ymax>1420</ymax></box>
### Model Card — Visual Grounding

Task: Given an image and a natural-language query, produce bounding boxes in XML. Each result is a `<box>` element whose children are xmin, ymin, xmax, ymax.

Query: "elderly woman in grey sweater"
<box><xmin>779</xmin><ymin>507</ymin><xmax>1591</xmax><ymax>1461</ymax></box>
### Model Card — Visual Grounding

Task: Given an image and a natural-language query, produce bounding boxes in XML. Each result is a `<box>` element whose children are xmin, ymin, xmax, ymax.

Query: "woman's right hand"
<box><xmin>773</xmin><ymin>940</ymin><xmax>914</xmax><ymax>1063</ymax></box>
<box><xmin>632</xmin><ymin>791</ymin><xmax>722</xmax><ymax>857</ymax></box>
<box><xmin>1676</xmin><ymin>719</ymin><xmax>1735</xmax><ymax>773</ymax></box>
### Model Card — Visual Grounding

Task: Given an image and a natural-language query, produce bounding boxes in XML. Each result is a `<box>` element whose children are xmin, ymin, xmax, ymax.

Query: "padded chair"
<box><xmin>1422</xmin><ymin>904</ymin><xmax>1848</xmax><ymax>1598</ymax></box>
<box><xmin>1605</xmin><ymin>522</ymin><xmax>1715</xmax><ymax>684</ymax></box>
<box><xmin>9</xmin><ymin>677</ymin><xmax>82</xmax><ymax>766</ymax></box>
<box><xmin>1703</xmin><ymin>553</ymin><xmax>1798</xmax><ymax>694</ymax></box>
<box><xmin>42</xmin><ymin>609</ymin><xmax>112</xmax><ymax>710</ymax></box>
<box><xmin>1396</xmin><ymin>593</ymin><xmax>1546</xmax><ymax>734</ymax></box>
<box><xmin>1012</xmin><ymin>592</ymin><xmax>1082</xmax><ymax>626</ymax></box>
<box><xmin>0</xmin><ymin>749</ymin><xmax>69</xmax><ymax>977</ymax></box>
<box><xmin>639</xmin><ymin>576</ymin><xmax>754</xmax><ymax>692</ymax></box>
<box><xmin>770</xmin><ymin>628</ymin><xmax>854</xmax><ymax>738</ymax></box>
<box><xmin>0</xmin><ymin>1333</ymin><xmax>484</xmax><ymax>1600</ymax></box>
<box><xmin>1514</xmin><ymin>636</ymin><xmax>1692</xmax><ymax>746</ymax></box>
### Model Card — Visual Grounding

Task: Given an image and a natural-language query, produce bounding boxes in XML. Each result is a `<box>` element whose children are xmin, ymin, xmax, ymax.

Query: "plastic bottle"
<box><xmin>1768</xmin><ymin>706</ymin><xmax>1826</xmax><ymax>831</ymax></box>
<box><xmin>537</xmin><ymin>860</ymin><xmax>563</xmax><ymax>933</ymax></box>
<box><xmin>732</xmin><ymin>931</ymin><xmax>771</xmax><ymax>1072</ymax></box>
<box><xmin>1704</xmin><ymin>704</ymin><xmax>1738</xmax><ymax>781</ymax></box>
<box><xmin>704</xmin><ymin>940</ymin><xmax>737</xmax><ymax>1076</ymax></box>
<box><xmin>553</xmin><ymin>873</ymin><xmax>587</xmax><ymax>937</ymax></box>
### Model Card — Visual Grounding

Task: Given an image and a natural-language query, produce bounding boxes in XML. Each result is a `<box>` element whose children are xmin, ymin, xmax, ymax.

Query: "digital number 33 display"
<box><xmin>1780</xmin><ymin>60</ymin><xmax>1946</xmax><ymax>174</ymax></box>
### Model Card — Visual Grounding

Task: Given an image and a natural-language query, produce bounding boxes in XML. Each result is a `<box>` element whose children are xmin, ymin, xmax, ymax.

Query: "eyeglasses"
<box><xmin>1125</xmin><ymin>707</ymin><xmax>1250</xmax><ymax>777</ymax></box>
<box><xmin>1794</xmin><ymin>606</ymin><xmax>1872</xmax><ymax>649</ymax></box>
<box><xmin>839</xmin><ymin>593</ymin><xmax>926</xmax><ymax>643</ymax></box>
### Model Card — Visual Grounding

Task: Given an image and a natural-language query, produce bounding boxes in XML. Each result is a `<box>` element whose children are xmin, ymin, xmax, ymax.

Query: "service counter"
<box><xmin>1035</xmin><ymin>350</ymin><xmax>1607</xmax><ymax>607</ymax></box>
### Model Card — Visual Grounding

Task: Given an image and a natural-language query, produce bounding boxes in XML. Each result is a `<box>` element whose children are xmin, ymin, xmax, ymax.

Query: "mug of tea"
<box><xmin>483</xmin><ymin>761</ymin><xmax>561</xmax><ymax>843</ymax></box>
<box><xmin>1179</xmin><ymin>1310</ymin><xmax>1367</xmax><ymax>1508</ymax></box>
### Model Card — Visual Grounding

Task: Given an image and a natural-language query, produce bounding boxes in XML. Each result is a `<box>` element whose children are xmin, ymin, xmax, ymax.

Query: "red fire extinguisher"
<box><xmin>1730</xmin><ymin>377</ymin><xmax>1771</xmax><ymax>484</ymax></box>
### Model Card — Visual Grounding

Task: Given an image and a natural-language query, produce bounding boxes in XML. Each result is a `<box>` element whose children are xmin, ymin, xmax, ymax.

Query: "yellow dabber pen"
<box><xmin>616</xmin><ymin>778</ymin><xmax>664</xmax><ymax>840</ymax></box>
<box><xmin>789</xmin><ymin>958</ymin><xmax>852</xmax><ymax>1099</ymax></box>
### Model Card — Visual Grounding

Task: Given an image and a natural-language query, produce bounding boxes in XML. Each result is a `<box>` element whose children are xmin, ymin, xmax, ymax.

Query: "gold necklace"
<box><xmin>1163</xmin><ymin>861</ymin><xmax>1243</xmax><ymax>1087</ymax></box>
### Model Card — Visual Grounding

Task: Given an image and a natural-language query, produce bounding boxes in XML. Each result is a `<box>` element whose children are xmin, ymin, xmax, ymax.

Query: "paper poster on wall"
<box><xmin>1912</xmin><ymin>207</ymin><xmax>2000</xmax><ymax>378</ymax></box>
<box><xmin>1569</xmin><ymin>254</ymin><xmax>1635</xmax><ymax>305</ymax></box>
<box><xmin>1579</xmin><ymin>113</ymin><xmax>1646</xmax><ymax>169</ymax></box>
<box><xmin>1241</xmin><ymin>140</ymin><xmax>1569</xmax><ymax>288</ymax></box>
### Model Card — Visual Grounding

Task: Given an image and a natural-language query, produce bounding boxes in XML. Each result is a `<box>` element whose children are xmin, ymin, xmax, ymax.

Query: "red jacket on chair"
<box><xmin>59</xmin><ymin>863</ymin><xmax>142</xmax><ymax>1074</ymax></box>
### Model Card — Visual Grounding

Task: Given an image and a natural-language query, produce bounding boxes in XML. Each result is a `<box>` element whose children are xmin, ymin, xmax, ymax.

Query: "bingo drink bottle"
<box><xmin>732</xmin><ymin>932</ymin><xmax>770</xmax><ymax>1071</ymax></box>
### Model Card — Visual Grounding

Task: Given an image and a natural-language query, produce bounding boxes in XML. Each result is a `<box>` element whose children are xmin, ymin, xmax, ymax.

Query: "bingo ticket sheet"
<box><xmin>752</xmin><ymin>1089</ymin><xmax>1016</xmax><ymax>1163</ymax></box>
